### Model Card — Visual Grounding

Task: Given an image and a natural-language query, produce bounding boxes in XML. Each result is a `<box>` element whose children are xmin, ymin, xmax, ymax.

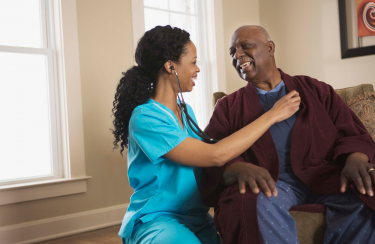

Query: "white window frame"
<box><xmin>0</xmin><ymin>0</ymin><xmax>62</xmax><ymax>186</ymax></box>
<box><xmin>131</xmin><ymin>0</ymin><xmax>227</xmax><ymax>124</ymax></box>
<box><xmin>0</xmin><ymin>0</ymin><xmax>90</xmax><ymax>206</ymax></box>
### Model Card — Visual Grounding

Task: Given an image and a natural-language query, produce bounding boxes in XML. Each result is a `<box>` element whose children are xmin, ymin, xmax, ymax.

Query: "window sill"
<box><xmin>0</xmin><ymin>176</ymin><xmax>91</xmax><ymax>205</ymax></box>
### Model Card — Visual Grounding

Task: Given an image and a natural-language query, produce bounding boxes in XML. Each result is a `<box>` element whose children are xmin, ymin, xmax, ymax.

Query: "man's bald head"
<box><xmin>233</xmin><ymin>25</ymin><xmax>271</xmax><ymax>44</ymax></box>
<box><xmin>229</xmin><ymin>25</ymin><xmax>278</xmax><ymax>83</ymax></box>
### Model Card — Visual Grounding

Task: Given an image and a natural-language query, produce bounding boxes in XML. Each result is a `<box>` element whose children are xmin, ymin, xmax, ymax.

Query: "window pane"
<box><xmin>183</xmin><ymin>65</ymin><xmax>207</xmax><ymax>128</ymax></box>
<box><xmin>0</xmin><ymin>52</ymin><xmax>52</xmax><ymax>181</ymax></box>
<box><xmin>144</xmin><ymin>8</ymin><xmax>170</xmax><ymax>31</ymax></box>
<box><xmin>169</xmin><ymin>0</ymin><xmax>196</xmax><ymax>14</ymax></box>
<box><xmin>170</xmin><ymin>13</ymin><xmax>198</xmax><ymax>47</ymax></box>
<box><xmin>0</xmin><ymin>0</ymin><xmax>43</xmax><ymax>48</ymax></box>
<box><xmin>143</xmin><ymin>0</ymin><xmax>168</xmax><ymax>10</ymax></box>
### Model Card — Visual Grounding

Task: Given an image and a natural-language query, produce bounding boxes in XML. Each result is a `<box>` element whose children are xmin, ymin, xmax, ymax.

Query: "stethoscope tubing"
<box><xmin>172</xmin><ymin>69</ymin><xmax>218</xmax><ymax>144</ymax></box>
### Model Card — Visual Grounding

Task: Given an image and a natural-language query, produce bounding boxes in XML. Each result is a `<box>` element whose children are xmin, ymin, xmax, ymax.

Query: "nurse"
<box><xmin>112</xmin><ymin>25</ymin><xmax>300</xmax><ymax>244</ymax></box>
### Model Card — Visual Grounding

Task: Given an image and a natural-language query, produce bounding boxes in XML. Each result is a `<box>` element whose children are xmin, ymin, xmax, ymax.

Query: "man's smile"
<box><xmin>238</xmin><ymin>59</ymin><xmax>254</xmax><ymax>72</ymax></box>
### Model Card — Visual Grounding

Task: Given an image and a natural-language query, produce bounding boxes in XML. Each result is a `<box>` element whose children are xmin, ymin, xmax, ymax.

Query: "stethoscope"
<box><xmin>171</xmin><ymin>67</ymin><xmax>219</xmax><ymax>144</ymax></box>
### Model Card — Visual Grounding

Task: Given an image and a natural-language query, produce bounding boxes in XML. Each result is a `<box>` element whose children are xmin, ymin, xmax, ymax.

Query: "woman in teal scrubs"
<box><xmin>112</xmin><ymin>26</ymin><xmax>300</xmax><ymax>244</ymax></box>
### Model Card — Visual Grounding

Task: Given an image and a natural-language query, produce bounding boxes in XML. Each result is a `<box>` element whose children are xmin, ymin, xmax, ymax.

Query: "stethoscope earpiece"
<box><xmin>171</xmin><ymin>67</ymin><xmax>178</xmax><ymax>77</ymax></box>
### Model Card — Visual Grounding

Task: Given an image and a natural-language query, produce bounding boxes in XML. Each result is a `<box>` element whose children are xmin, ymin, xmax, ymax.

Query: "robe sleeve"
<box><xmin>201</xmin><ymin>97</ymin><xmax>245</xmax><ymax>207</ymax></box>
<box><xmin>306</xmin><ymin>77</ymin><xmax>375</xmax><ymax>164</ymax></box>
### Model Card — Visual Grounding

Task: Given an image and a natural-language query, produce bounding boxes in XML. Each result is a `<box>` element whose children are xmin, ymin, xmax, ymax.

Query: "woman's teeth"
<box><xmin>191</xmin><ymin>77</ymin><xmax>197</xmax><ymax>86</ymax></box>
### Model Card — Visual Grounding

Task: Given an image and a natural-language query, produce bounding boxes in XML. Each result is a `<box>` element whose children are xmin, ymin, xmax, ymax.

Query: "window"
<box><xmin>132</xmin><ymin>0</ymin><xmax>226</xmax><ymax>128</ymax></box>
<box><xmin>0</xmin><ymin>0</ymin><xmax>89</xmax><ymax>205</ymax></box>
<box><xmin>0</xmin><ymin>0</ymin><xmax>61</xmax><ymax>185</ymax></box>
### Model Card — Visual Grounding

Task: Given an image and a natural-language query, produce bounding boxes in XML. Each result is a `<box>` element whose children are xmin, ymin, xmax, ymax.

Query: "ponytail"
<box><xmin>112</xmin><ymin>25</ymin><xmax>190</xmax><ymax>155</ymax></box>
<box><xmin>112</xmin><ymin>66</ymin><xmax>156</xmax><ymax>154</ymax></box>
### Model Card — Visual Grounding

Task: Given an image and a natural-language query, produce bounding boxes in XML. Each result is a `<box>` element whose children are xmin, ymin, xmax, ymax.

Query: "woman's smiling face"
<box><xmin>174</xmin><ymin>41</ymin><xmax>200</xmax><ymax>92</ymax></box>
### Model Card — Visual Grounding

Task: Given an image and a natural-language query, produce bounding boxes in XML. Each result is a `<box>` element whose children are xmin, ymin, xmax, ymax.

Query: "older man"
<box><xmin>202</xmin><ymin>26</ymin><xmax>375</xmax><ymax>244</ymax></box>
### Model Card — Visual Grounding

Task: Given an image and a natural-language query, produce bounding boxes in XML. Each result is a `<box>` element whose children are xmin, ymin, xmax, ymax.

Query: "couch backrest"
<box><xmin>334</xmin><ymin>84</ymin><xmax>374</xmax><ymax>105</ymax></box>
<box><xmin>212</xmin><ymin>84</ymin><xmax>375</xmax><ymax>108</ymax></box>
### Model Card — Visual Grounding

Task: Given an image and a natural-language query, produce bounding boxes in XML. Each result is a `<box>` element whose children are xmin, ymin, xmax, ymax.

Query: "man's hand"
<box><xmin>222</xmin><ymin>162</ymin><xmax>278</xmax><ymax>197</ymax></box>
<box><xmin>341</xmin><ymin>152</ymin><xmax>374</xmax><ymax>197</ymax></box>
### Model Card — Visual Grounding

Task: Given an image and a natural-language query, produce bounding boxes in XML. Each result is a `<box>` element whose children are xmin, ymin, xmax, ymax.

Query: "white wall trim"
<box><xmin>57</xmin><ymin>0</ymin><xmax>87</xmax><ymax>179</ymax></box>
<box><xmin>0</xmin><ymin>203</ymin><xmax>128</xmax><ymax>244</ymax></box>
<box><xmin>0</xmin><ymin>177</ymin><xmax>91</xmax><ymax>206</ymax></box>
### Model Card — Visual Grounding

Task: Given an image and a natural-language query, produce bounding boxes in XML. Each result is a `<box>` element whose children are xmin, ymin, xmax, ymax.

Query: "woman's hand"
<box><xmin>268</xmin><ymin>90</ymin><xmax>301</xmax><ymax>123</ymax></box>
<box><xmin>222</xmin><ymin>162</ymin><xmax>278</xmax><ymax>197</ymax></box>
<box><xmin>165</xmin><ymin>91</ymin><xmax>300</xmax><ymax>168</ymax></box>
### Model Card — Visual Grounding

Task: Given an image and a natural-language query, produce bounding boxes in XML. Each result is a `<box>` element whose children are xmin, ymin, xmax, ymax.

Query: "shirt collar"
<box><xmin>255</xmin><ymin>80</ymin><xmax>285</xmax><ymax>95</ymax></box>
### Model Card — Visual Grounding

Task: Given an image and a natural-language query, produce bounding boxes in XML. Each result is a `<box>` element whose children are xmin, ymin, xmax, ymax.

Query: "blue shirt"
<box><xmin>255</xmin><ymin>81</ymin><xmax>299</xmax><ymax>180</ymax></box>
<box><xmin>118</xmin><ymin>99</ymin><xmax>209</xmax><ymax>238</ymax></box>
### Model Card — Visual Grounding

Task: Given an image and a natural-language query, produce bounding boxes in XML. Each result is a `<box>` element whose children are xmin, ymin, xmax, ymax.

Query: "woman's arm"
<box><xmin>165</xmin><ymin>90</ymin><xmax>301</xmax><ymax>167</ymax></box>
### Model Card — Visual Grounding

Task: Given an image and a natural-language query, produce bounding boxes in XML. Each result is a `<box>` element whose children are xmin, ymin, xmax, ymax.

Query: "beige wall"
<box><xmin>0</xmin><ymin>0</ymin><xmax>133</xmax><ymax>227</ymax></box>
<box><xmin>259</xmin><ymin>0</ymin><xmax>375</xmax><ymax>89</ymax></box>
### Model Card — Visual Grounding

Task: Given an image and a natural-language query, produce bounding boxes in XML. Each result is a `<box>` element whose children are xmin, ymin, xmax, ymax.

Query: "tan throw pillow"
<box><xmin>347</xmin><ymin>92</ymin><xmax>375</xmax><ymax>142</ymax></box>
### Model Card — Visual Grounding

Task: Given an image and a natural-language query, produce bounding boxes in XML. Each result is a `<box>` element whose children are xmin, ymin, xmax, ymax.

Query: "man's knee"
<box><xmin>256</xmin><ymin>190</ymin><xmax>296</xmax><ymax>223</ymax></box>
<box><xmin>256</xmin><ymin>192</ymin><xmax>282</xmax><ymax>221</ymax></box>
<box><xmin>257</xmin><ymin>192</ymin><xmax>281</xmax><ymax>211</ymax></box>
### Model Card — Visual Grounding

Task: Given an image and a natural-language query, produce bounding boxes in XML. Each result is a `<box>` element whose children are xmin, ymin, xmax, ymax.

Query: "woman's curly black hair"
<box><xmin>112</xmin><ymin>25</ymin><xmax>191</xmax><ymax>155</ymax></box>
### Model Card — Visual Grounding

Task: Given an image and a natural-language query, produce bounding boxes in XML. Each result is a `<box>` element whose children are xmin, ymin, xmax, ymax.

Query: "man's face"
<box><xmin>229</xmin><ymin>28</ymin><xmax>272</xmax><ymax>82</ymax></box>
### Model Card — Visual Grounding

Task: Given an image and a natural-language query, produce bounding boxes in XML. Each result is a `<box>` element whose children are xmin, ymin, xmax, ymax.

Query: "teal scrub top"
<box><xmin>119</xmin><ymin>99</ymin><xmax>210</xmax><ymax>239</ymax></box>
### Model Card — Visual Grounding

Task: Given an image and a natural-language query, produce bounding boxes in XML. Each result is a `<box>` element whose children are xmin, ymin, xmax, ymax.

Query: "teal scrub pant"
<box><xmin>121</xmin><ymin>214</ymin><xmax>221</xmax><ymax>244</ymax></box>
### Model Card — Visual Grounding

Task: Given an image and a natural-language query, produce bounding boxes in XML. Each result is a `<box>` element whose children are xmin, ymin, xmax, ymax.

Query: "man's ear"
<box><xmin>268</xmin><ymin>41</ymin><xmax>275</xmax><ymax>57</ymax></box>
<box><xmin>163</xmin><ymin>61</ymin><xmax>174</xmax><ymax>74</ymax></box>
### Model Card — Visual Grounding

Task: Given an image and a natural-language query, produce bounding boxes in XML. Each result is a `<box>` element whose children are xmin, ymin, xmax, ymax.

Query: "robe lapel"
<box><xmin>243</xmin><ymin>82</ymin><xmax>280</xmax><ymax>181</ymax></box>
<box><xmin>280</xmin><ymin>70</ymin><xmax>308</xmax><ymax>172</ymax></box>
<box><xmin>281</xmin><ymin>69</ymin><xmax>338</xmax><ymax>186</ymax></box>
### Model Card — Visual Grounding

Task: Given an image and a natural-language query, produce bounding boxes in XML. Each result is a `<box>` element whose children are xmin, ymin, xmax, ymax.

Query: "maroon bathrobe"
<box><xmin>202</xmin><ymin>69</ymin><xmax>375</xmax><ymax>244</ymax></box>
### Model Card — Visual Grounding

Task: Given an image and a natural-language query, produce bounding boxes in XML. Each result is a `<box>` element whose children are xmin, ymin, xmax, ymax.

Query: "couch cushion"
<box><xmin>347</xmin><ymin>92</ymin><xmax>375</xmax><ymax>142</ymax></box>
<box><xmin>290</xmin><ymin>211</ymin><xmax>327</xmax><ymax>244</ymax></box>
